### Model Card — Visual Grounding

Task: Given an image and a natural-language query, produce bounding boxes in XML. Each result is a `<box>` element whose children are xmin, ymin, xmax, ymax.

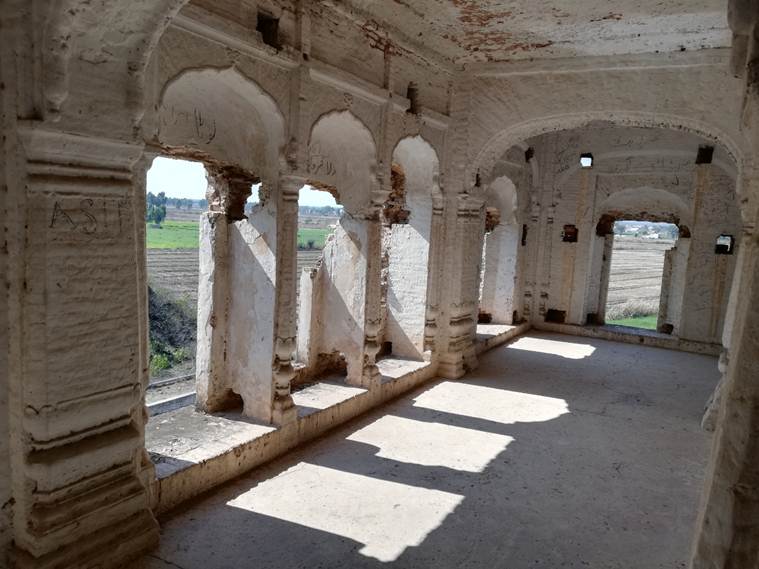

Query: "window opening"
<box><xmin>715</xmin><ymin>234</ymin><xmax>734</xmax><ymax>255</ymax></box>
<box><xmin>257</xmin><ymin>12</ymin><xmax>281</xmax><ymax>49</ymax></box>
<box><xmin>293</xmin><ymin>184</ymin><xmax>343</xmax><ymax>388</ymax></box>
<box><xmin>406</xmin><ymin>82</ymin><xmax>421</xmax><ymax>115</ymax></box>
<box><xmin>562</xmin><ymin>224</ymin><xmax>578</xmax><ymax>243</ymax></box>
<box><xmin>545</xmin><ymin>309</ymin><xmax>566</xmax><ymax>323</ymax></box>
<box><xmin>145</xmin><ymin>156</ymin><xmax>207</xmax><ymax>412</ymax></box>
<box><xmin>696</xmin><ymin>145</ymin><xmax>715</xmax><ymax>165</ymax></box>
<box><xmin>604</xmin><ymin>220</ymin><xmax>679</xmax><ymax>330</ymax></box>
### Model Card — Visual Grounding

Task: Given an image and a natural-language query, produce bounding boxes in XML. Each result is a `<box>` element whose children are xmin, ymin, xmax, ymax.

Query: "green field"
<box><xmin>297</xmin><ymin>228</ymin><xmax>331</xmax><ymax>250</ymax></box>
<box><xmin>147</xmin><ymin>222</ymin><xmax>331</xmax><ymax>250</ymax></box>
<box><xmin>606</xmin><ymin>314</ymin><xmax>658</xmax><ymax>330</ymax></box>
<box><xmin>146</xmin><ymin>221</ymin><xmax>199</xmax><ymax>249</ymax></box>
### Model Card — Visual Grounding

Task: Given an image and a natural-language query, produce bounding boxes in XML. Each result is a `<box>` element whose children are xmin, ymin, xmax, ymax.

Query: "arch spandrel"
<box><xmin>156</xmin><ymin>67</ymin><xmax>286</xmax><ymax>182</ymax></box>
<box><xmin>307</xmin><ymin>110</ymin><xmax>379</xmax><ymax>216</ymax></box>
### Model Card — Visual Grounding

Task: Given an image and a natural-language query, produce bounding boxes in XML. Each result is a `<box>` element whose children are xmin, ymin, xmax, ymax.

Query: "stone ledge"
<box><xmin>475</xmin><ymin>322</ymin><xmax>532</xmax><ymax>355</ymax></box>
<box><xmin>147</xmin><ymin>355</ymin><xmax>441</xmax><ymax>515</ymax></box>
<box><xmin>535</xmin><ymin>322</ymin><xmax>722</xmax><ymax>356</ymax></box>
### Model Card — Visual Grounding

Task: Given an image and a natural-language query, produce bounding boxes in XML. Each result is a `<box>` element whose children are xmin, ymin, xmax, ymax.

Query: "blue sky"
<box><xmin>147</xmin><ymin>157</ymin><xmax>339</xmax><ymax>207</ymax></box>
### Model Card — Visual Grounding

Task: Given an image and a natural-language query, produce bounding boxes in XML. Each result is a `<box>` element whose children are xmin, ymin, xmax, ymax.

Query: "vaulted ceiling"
<box><xmin>341</xmin><ymin>0</ymin><xmax>730</xmax><ymax>63</ymax></box>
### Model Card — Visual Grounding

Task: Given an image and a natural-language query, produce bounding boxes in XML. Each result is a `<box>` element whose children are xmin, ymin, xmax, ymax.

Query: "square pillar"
<box><xmin>359</xmin><ymin>209</ymin><xmax>383</xmax><ymax>389</ymax></box>
<box><xmin>195</xmin><ymin>211</ymin><xmax>235</xmax><ymax>411</ymax></box>
<box><xmin>7</xmin><ymin>128</ymin><xmax>158</xmax><ymax>568</ymax></box>
<box><xmin>195</xmin><ymin>167</ymin><xmax>280</xmax><ymax>424</ymax></box>
<box><xmin>438</xmin><ymin>194</ymin><xmax>485</xmax><ymax>378</ymax></box>
<box><xmin>423</xmin><ymin>198</ymin><xmax>445</xmax><ymax>353</ymax></box>
<box><xmin>691</xmin><ymin>229</ymin><xmax>759</xmax><ymax>568</ymax></box>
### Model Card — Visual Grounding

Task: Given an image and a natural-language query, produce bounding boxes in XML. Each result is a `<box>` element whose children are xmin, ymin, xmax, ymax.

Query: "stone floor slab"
<box><xmin>148</xmin><ymin>332</ymin><xmax>718</xmax><ymax>569</ymax></box>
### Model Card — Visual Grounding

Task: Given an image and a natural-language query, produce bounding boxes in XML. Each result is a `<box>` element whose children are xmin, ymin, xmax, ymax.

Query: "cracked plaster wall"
<box><xmin>384</xmin><ymin>136</ymin><xmax>439</xmax><ymax>359</ymax></box>
<box><xmin>518</xmin><ymin>125</ymin><xmax>740</xmax><ymax>343</ymax></box>
<box><xmin>2</xmin><ymin>0</ymin><xmax>758</xmax><ymax>567</ymax></box>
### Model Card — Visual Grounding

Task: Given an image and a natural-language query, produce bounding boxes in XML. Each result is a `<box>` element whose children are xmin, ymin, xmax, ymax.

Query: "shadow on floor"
<box><xmin>148</xmin><ymin>332</ymin><xmax>718</xmax><ymax>569</ymax></box>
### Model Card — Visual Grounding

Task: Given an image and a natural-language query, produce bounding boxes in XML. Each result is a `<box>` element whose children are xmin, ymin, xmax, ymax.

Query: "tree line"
<box><xmin>146</xmin><ymin>193</ymin><xmax>208</xmax><ymax>226</ymax></box>
<box><xmin>147</xmin><ymin>194</ymin><xmax>342</xmax><ymax>227</ymax></box>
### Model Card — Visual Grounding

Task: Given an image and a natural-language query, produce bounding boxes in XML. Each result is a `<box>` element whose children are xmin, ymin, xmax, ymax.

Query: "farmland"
<box><xmin>146</xmin><ymin>190</ymin><xmax>341</xmax><ymax>381</ymax></box>
<box><xmin>146</xmin><ymin>221</ymin><xmax>199</xmax><ymax>249</ymax></box>
<box><xmin>147</xmin><ymin>249</ymin><xmax>324</xmax><ymax>302</ymax></box>
<box><xmin>605</xmin><ymin>236</ymin><xmax>675</xmax><ymax>329</ymax></box>
<box><xmin>298</xmin><ymin>227</ymin><xmax>332</xmax><ymax>249</ymax></box>
<box><xmin>147</xmin><ymin>217</ymin><xmax>332</xmax><ymax>251</ymax></box>
<box><xmin>146</xmin><ymin>224</ymin><xmax>674</xmax><ymax>381</ymax></box>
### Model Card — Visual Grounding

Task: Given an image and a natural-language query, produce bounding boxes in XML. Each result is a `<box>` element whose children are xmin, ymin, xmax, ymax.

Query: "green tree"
<box><xmin>146</xmin><ymin>192</ymin><xmax>167</xmax><ymax>227</ymax></box>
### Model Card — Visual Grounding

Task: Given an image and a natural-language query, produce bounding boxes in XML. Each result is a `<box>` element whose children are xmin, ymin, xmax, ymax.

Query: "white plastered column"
<box><xmin>8</xmin><ymin>128</ymin><xmax>159</xmax><ymax>569</ymax></box>
<box><xmin>690</xmin><ymin>7</ymin><xmax>759</xmax><ymax>552</ymax></box>
<box><xmin>195</xmin><ymin>168</ymin><xmax>281</xmax><ymax>424</ymax></box>
<box><xmin>438</xmin><ymin>194</ymin><xmax>486</xmax><ymax>378</ymax></box>
<box><xmin>423</xmin><ymin>196</ymin><xmax>446</xmax><ymax>353</ymax></box>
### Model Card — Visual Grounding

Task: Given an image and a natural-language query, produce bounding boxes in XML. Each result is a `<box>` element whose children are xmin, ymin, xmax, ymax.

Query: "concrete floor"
<box><xmin>146</xmin><ymin>332</ymin><xmax>718</xmax><ymax>569</ymax></box>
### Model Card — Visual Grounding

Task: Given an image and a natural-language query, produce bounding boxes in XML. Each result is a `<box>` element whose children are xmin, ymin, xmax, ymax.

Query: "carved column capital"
<box><xmin>205</xmin><ymin>164</ymin><xmax>258</xmax><ymax>221</ymax></box>
<box><xmin>279</xmin><ymin>174</ymin><xmax>308</xmax><ymax>196</ymax></box>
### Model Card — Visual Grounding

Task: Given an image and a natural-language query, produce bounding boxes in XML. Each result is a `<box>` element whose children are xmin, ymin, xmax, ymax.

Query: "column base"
<box><xmin>346</xmin><ymin>363</ymin><xmax>381</xmax><ymax>390</ymax></box>
<box><xmin>361</xmin><ymin>363</ymin><xmax>382</xmax><ymax>389</ymax></box>
<box><xmin>11</xmin><ymin>510</ymin><xmax>158</xmax><ymax>569</ymax></box>
<box><xmin>196</xmin><ymin>387</ymin><xmax>242</xmax><ymax>414</ymax></box>
<box><xmin>437</xmin><ymin>347</ymin><xmax>478</xmax><ymax>379</ymax></box>
<box><xmin>272</xmin><ymin>394</ymin><xmax>298</xmax><ymax>426</ymax></box>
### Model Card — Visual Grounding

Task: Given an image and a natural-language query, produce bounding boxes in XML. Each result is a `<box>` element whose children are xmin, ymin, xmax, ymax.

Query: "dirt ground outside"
<box><xmin>606</xmin><ymin>237</ymin><xmax>675</xmax><ymax>322</ymax></box>
<box><xmin>146</xmin><ymin>230</ymin><xmax>674</xmax><ymax>381</ymax></box>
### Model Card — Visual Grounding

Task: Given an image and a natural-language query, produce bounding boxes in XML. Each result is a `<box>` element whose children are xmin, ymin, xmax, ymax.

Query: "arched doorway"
<box><xmin>296</xmin><ymin>110</ymin><xmax>380</xmax><ymax>388</ymax></box>
<box><xmin>479</xmin><ymin>176</ymin><xmax>520</xmax><ymax>325</ymax></box>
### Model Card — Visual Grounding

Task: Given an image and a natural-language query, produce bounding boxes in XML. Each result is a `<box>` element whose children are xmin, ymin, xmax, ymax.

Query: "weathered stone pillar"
<box><xmin>196</xmin><ymin>166</ymin><xmax>284</xmax><ymax>424</ymax></box>
<box><xmin>658</xmin><ymin>236</ymin><xmax>690</xmax><ymax>334</ymax></box>
<box><xmin>657</xmin><ymin>246</ymin><xmax>675</xmax><ymax>330</ymax></box>
<box><xmin>424</xmin><ymin>196</ymin><xmax>445</xmax><ymax>353</ymax></box>
<box><xmin>690</xmin><ymin>8</ymin><xmax>759</xmax><ymax>561</ymax></box>
<box><xmin>271</xmin><ymin>176</ymin><xmax>301</xmax><ymax>425</ymax></box>
<box><xmin>691</xmin><ymin>227</ymin><xmax>759</xmax><ymax>568</ymax></box>
<box><xmin>195</xmin><ymin>208</ymin><xmax>233</xmax><ymax>412</ymax></box>
<box><xmin>195</xmin><ymin>168</ymin><xmax>249</xmax><ymax>413</ymax></box>
<box><xmin>597</xmin><ymin>233</ymin><xmax>615</xmax><ymax>323</ymax></box>
<box><xmin>7</xmin><ymin>127</ymin><xmax>158</xmax><ymax>568</ymax></box>
<box><xmin>359</xmin><ymin>207</ymin><xmax>383</xmax><ymax>389</ymax></box>
<box><xmin>701</xmin><ymin>228</ymin><xmax>745</xmax><ymax>432</ymax></box>
<box><xmin>438</xmin><ymin>194</ymin><xmax>486</xmax><ymax>378</ymax></box>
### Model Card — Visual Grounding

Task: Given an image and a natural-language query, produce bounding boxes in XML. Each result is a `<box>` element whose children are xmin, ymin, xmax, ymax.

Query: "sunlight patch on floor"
<box><xmin>413</xmin><ymin>381</ymin><xmax>569</xmax><ymax>425</ymax></box>
<box><xmin>347</xmin><ymin>415</ymin><xmax>513</xmax><ymax>473</ymax></box>
<box><xmin>227</xmin><ymin>462</ymin><xmax>463</xmax><ymax>562</ymax></box>
<box><xmin>507</xmin><ymin>336</ymin><xmax>596</xmax><ymax>359</ymax></box>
